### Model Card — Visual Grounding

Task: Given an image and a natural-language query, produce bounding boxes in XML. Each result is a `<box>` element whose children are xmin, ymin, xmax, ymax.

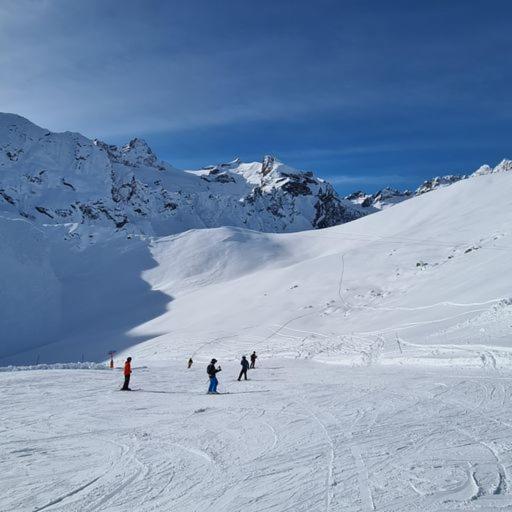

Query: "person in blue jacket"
<box><xmin>207</xmin><ymin>358</ymin><xmax>222</xmax><ymax>394</ymax></box>
<box><xmin>238</xmin><ymin>355</ymin><xmax>250</xmax><ymax>381</ymax></box>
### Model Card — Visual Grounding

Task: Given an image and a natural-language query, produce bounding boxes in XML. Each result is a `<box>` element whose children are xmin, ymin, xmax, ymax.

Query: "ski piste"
<box><xmin>4</xmin><ymin>360</ymin><xmax>512</xmax><ymax>511</ymax></box>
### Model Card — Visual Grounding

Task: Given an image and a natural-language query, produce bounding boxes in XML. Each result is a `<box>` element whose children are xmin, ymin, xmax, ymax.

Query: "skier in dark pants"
<box><xmin>238</xmin><ymin>356</ymin><xmax>249</xmax><ymax>381</ymax></box>
<box><xmin>187</xmin><ymin>357</ymin><xmax>193</xmax><ymax>369</ymax></box>
<box><xmin>250</xmin><ymin>351</ymin><xmax>257</xmax><ymax>369</ymax></box>
<box><xmin>121</xmin><ymin>357</ymin><xmax>132</xmax><ymax>390</ymax></box>
<box><xmin>207</xmin><ymin>358</ymin><xmax>222</xmax><ymax>394</ymax></box>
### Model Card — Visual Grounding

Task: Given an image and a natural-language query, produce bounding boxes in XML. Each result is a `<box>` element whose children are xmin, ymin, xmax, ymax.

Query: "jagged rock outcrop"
<box><xmin>415</xmin><ymin>175</ymin><xmax>465</xmax><ymax>195</ymax></box>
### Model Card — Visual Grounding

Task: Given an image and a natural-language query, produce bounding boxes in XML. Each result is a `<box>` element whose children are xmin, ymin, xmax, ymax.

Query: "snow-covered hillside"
<box><xmin>2</xmin><ymin>163</ymin><xmax>511</xmax><ymax>367</ymax></box>
<box><xmin>0</xmin><ymin>113</ymin><xmax>365</xmax><ymax>243</ymax></box>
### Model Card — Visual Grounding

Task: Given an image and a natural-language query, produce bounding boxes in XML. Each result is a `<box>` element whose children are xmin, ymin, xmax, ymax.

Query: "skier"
<box><xmin>250</xmin><ymin>351</ymin><xmax>257</xmax><ymax>369</ymax></box>
<box><xmin>121</xmin><ymin>357</ymin><xmax>132</xmax><ymax>391</ymax></box>
<box><xmin>207</xmin><ymin>358</ymin><xmax>222</xmax><ymax>394</ymax></box>
<box><xmin>187</xmin><ymin>357</ymin><xmax>193</xmax><ymax>369</ymax></box>
<box><xmin>238</xmin><ymin>356</ymin><xmax>249</xmax><ymax>381</ymax></box>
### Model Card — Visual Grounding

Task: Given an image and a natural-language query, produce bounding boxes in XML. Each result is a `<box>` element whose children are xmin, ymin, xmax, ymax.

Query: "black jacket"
<box><xmin>207</xmin><ymin>363</ymin><xmax>220</xmax><ymax>377</ymax></box>
<box><xmin>241</xmin><ymin>359</ymin><xmax>249</xmax><ymax>369</ymax></box>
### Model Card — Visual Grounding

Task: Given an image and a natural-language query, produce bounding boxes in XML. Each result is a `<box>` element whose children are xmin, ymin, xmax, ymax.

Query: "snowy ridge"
<box><xmin>0</xmin><ymin>113</ymin><xmax>365</xmax><ymax>244</ymax></box>
<box><xmin>346</xmin><ymin>159</ymin><xmax>511</xmax><ymax>210</ymax></box>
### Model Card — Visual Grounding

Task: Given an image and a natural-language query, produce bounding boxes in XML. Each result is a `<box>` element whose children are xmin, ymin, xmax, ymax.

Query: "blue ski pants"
<box><xmin>208</xmin><ymin>376</ymin><xmax>218</xmax><ymax>393</ymax></box>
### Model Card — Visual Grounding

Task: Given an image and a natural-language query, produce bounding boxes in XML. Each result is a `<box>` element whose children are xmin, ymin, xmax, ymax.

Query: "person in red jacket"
<box><xmin>121</xmin><ymin>357</ymin><xmax>132</xmax><ymax>391</ymax></box>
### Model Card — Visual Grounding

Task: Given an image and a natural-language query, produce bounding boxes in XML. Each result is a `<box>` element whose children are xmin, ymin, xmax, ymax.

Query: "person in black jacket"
<box><xmin>207</xmin><ymin>358</ymin><xmax>222</xmax><ymax>394</ymax></box>
<box><xmin>238</xmin><ymin>356</ymin><xmax>249</xmax><ymax>381</ymax></box>
<box><xmin>250</xmin><ymin>351</ymin><xmax>257</xmax><ymax>369</ymax></box>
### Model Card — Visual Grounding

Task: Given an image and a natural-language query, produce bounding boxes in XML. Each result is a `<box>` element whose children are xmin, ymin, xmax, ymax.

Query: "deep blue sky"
<box><xmin>1</xmin><ymin>0</ymin><xmax>511</xmax><ymax>193</ymax></box>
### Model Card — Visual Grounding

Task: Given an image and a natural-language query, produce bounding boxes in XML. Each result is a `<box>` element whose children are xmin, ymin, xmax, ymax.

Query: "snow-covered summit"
<box><xmin>0</xmin><ymin>113</ymin><xmax>365</xmax><ymax>243</ymax></box>
<box><xmin>473</xmin><ymin>158</ymin><xmax>512</xmax><ymax>176</ymax></box>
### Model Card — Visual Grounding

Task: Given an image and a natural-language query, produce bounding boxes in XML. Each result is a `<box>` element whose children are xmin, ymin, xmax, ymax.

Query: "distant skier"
<box><xmin>238</xmin><ymin>356</ymin><xmax>249</xmax><ymax>381</ymax></box>
<box><xmin>121</xmin><ymin>357</ymin><xmax>132</xmax><ymax>391</ymax></box>
<box><xmin>250</xmin><ymin>351</ymin><xmax>257</xmax><ymax>369</ymax></box>
<box><xmin>188</xmin><ymin>357</ymin><xmax>193</xmax><ymax>369</ymax></box>
<box><xmin>207</xmin><ymin>358</ymin><xmax>222</xmax><ymax>394</ymax></box>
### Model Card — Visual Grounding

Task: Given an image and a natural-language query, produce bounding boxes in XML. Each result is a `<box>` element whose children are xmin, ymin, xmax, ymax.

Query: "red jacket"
<box><xmin>124</xmin><ymin>361</ymin><xmax>131</xmax><ymax>376</ymax></box>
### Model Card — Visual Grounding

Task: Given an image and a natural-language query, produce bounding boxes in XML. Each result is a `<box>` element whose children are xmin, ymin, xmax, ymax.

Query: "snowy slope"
<box><xmin>2</xmin><ymin>166</ymin><xmax>512</xmax><ymax>368</ymax></box>
<box><xmin>5</xmin><ymin>362</ymin><xmax>512</xmax><ymax>512</ymax></box>
<box><xmin>126</xmin><ymin>169</ymin><xmax>512</xmax><ymax>369</ymax></box>
<box><xmin>0</xmin><ymin>113</ymin><xmax>364</xmax><ymax>243</ymax></box>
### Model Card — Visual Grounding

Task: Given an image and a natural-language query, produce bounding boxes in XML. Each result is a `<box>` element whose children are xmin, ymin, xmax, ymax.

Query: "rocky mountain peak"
<box><xmin>119</xmin><ymin>138</ymin><xmax>158</xmax><ymax>167</ymax></box>
<box><xmin>491</xmin><ymin>159</ymin><xmax>512</xmax><ymax>174</ymax></box>
<box><xmin>261</xmin><ymin>154</ymin><xmax>276</xmax><ymax>176</ymax></box>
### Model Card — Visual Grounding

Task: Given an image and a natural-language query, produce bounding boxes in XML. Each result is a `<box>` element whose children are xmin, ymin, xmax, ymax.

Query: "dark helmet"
<box><xmin>211</xmin><ymin>358</ymin><xmax>217</xmax><ymax>363</ymax></box>
<box><xmin>127</xmin><ymin>357</ymin><xmax>132</xmax><ymax>362</ymax></box>
<box><xmin>242</xmin><ymin>355</ymin><xmax>247</xmax><ymax>359</ymax></box>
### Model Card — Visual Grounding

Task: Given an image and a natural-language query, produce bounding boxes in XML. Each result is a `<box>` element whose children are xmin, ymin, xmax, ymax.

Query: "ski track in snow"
<box><xmin>3</xmin><ymin>362</ymin><xmax>512</xmax><ymax>511</ymax></box>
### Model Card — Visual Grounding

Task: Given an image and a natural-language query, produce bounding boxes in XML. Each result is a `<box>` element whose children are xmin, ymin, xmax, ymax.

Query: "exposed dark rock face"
<box><xmin>313</xmin><ymin>186</ymin><xmax>364</xmax><ymax>229</ymax></box>
<box><xmin>262</xmin><ymin>155</ymin><xmax>275</xmax><ymax>176</ymax></box>
<box><xmin>35</xmin><ymin>206</ymin><xmax>54</xmax><ymax>218</ymax></box>
<box><xmin>201</xmin><ymin>171</ymin><xmax>236</xmax><ymax>184</ymax></box>
<box><xmin>0</xmin><ymin>190</ymin><xmax>15</xmax><ymax>205</ymax></box>
<box><xmin>281</xmin><ymin>181</ymin><xmax>312</xmax><ymax>196</ymax></box>
<box><xmin>416</xmin><ymin>176</ymin><xmax>464</xmax><ymax>195</ymax></box>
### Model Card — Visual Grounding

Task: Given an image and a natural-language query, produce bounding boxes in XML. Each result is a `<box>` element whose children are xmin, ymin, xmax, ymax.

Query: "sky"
<box><xmin>1</xmin><ymin>0</ymin><xmax>511</xmax><ymax>194</ymax></box>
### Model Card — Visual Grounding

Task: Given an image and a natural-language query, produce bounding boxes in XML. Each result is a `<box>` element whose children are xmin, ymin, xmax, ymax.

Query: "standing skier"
<box><xmin>207</xmin><ymin>358</ymin><xmax>222</xmax><ymax>394</ymax></box>
<box><xmin>250</xmin><ymin>351</ymin><xmax>257</xmax><ymax>369</ymax></box>
<box><xmin>188</xmin><ymin>357</ymin><xmax>193</xmax><ymax>369</ymax></box>
<box><xmin>121</xmin><ymin>357</ymin><xmax>132</xmax><ymax>391</ymax></box>
<box><xmin>238</xmin><ymin>356</ymin><xmax>250</xmax><ymax>381</ymax></box>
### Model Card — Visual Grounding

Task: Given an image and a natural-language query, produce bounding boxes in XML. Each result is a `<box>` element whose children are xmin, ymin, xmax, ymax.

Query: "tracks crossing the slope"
<box><xmin>3</xmin><ymin>363</ymin><xmax>512</xmax><ymax>511</ymax></box>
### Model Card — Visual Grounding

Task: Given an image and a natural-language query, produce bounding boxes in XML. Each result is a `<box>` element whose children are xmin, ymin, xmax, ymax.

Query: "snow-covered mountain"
<box><xmin>345</xmin><ymin>161</ymin><xmax>512</xmax><ymax>210</ymax></box>
<box><xmin>2</xmin><ymin>111</ymin><xmax>512</xmax><ymax>366</ymax></box>
<box><xmin>2</xmin><ymin>160</ymin><xmax>512</xmax><ymax>366</ymax></box>
<box><xmin>3</xmin><ymin>116</ymin><xmax>512</xmax><ymax>512</ymax></box>
<box><xmin>0</xmin><ymin>113</ymin><xmax>365</xmax><ymax>243</ymax></box>
<box><xmin>346</xmin><ymin>187</ymin><xmax>413</xmax><ymax>209</ymax></box>
<box><xmin>3</xmin><ymin>112</ymin><xmax>508</xmax><ymax>244</ymax></box>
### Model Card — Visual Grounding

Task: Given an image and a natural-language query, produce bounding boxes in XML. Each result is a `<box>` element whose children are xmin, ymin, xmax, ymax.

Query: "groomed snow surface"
<box><xmin>3</xmin><ymin>363</ymin><xmax>512</xmax><ymax>511</ymax></box>
<box><xmin>2</xmin><ymin>170</ymin><xmax>512</xmax><ymax>511</ymax></box>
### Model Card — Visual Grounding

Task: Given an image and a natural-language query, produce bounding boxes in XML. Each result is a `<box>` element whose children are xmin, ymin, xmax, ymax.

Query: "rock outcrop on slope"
<box><xmin>0</xmin><ymin>113</ymin><xmax>366</xmax><ymax>244</ymax></box>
